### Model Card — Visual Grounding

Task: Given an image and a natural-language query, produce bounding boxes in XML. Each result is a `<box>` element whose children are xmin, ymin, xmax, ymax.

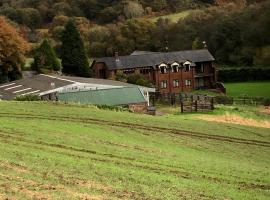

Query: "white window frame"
<box><xmin>159</xmin><ymin>63</ymin><xmax>168</xmax><ymax>74</ymax></box>
<box><xmin>171</xmin><ymin>62</ymin><xmax>180</xmax><ymax>73</ymax></box>
<box><xmin>185</xmin><ymin>79</ymin><xmax>192</xmax><ymax>86</ymax></box>
<box><xmin>161</xmin><ymin>80</ymin><xmax>167</xmax><ymax>89</ymax></box>
<box><xmin>173</xmin><ymin>80</ymin><xmax>179</xmax><ymax>87</ymax></box>
<box><xmin>183</xmin><ymin>61</ymin><xmax>191</xmax><ymax>72</ymax></box>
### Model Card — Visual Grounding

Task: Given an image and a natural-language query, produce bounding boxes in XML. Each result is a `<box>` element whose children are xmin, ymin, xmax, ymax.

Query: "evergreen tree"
<box><xmin>32</xmin><ymin>39</ymin><xmax>61</xmax><ymax>73</ymax></box>
<box><xmin>60</xmin><ymin>20</ymin><xmax>90</xmax><ymax>77</ymax></box>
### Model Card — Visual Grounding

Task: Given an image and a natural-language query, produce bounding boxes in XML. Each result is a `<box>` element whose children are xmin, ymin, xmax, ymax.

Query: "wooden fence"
<box><xmin>214</xmin><ymin>96</ymin><xmax>270</xmax><ymax>106</ymax></box>
<box><xmin>150</xmin><ymin>93</ymin><xmax>215</xmax><ymax>113</ymax></box>
<box><xmin>150</xmin><ymin>93</ymin><xmax>270</xmax><ymax>107</ymax></box>
<box><xmin>180</xmin><ymin>99</ymin><xmax>214</xmax><ymax>113</ymax></box>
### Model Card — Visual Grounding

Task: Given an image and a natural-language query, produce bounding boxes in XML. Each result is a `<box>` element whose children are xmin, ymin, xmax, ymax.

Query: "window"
<box><xmin>123</xmin><ymin>69</ymin><xmax>135</xmax><ymax>75</ymax></box>
<box><xmin>159</xmin><ymin>64</ymin><xmax>168</xmax><ymax>74</ymax></box>
<box><xmin>161</xmin><ymin>81</ymin><xmax>167</xmax><ymax>89</ymax></box>
<box><xmin>172</xmin><ymin>65</ymin><xmax>179</xmax><ymax>73</ymax></box>
<box><xmin>183</xmin><ymin>61</ymin><xmax>191</xmax><ymax>72</ymax></box>
<box><xmin>196</xmin><ymin>63</ymin><xmax>204</xmax><ymax>73</ymax></box>
<box><xmin>160</xmin><ymin>66</ymin><xmax>167</xmax><ymax>74</ymax></box>
<box><xmin>140</xmin><ymin>68</ymin><xmax>151</xmax><ymax>75</ymax></box>
<box><xmin>184</xmin><ymin>64</ymin><xmax>191</xmax><ymax>72</ymax></box>
<box><xmin>185</xmin><ymin>79</ymin><xmax>192</xmax><ymax>86</ymax></box>
<box><xmin>173</xmin><ymin>80</ymin><xmax>179</xmax><ymax>87</ymax></box>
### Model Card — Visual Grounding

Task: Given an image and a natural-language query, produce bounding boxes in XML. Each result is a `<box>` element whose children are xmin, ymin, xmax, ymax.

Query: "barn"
<box><xmin>0</xmin><ymin>74</ymin><xmax>155</xmax><ymax>111</ymax></box>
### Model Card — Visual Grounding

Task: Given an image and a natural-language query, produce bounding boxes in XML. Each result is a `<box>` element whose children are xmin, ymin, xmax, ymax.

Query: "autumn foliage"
<box><xmin>0</xmin><ymin>16</ymin><xmax>29</xmax><ymax>82</ymax></box>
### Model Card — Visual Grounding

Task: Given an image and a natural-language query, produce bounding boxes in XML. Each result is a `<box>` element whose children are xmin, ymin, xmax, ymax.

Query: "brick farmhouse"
<box><xmin>91</xmin><ymin>49</ymin><xmax>216</xmax><ymax>93</ymax></box>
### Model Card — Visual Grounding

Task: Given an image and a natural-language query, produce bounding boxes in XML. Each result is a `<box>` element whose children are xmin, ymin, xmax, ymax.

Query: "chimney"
<box><xmin>115</xmin><ymin>51</ymin><xmax>120</xmax><ymax>61</ymax></box>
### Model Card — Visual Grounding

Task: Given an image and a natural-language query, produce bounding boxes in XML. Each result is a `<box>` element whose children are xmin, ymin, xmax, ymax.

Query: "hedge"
<box><xmin>218</xmin><ymin>68</ymin><xmax>270</xmax><ymax>82</ymax></box>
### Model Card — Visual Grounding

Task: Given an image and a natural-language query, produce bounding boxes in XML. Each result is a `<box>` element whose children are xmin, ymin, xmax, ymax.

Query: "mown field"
<box><xmin>225</xmin><ymin>82</ymin><xmax>270</xmax><ymax>98</ymax></box>
<box><xmin>0</xmin><ymin>101</ymin><xmax>269</xmax><ymax>199</ymax></box>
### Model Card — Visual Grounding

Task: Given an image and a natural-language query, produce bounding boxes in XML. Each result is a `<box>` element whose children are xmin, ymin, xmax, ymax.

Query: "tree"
<box><xmin>60</xmin><ymin>20</ymin><xmax>90</xmax><ymax>77</ymax></box>
<box><xmin>0</xmin><ymin>16</ymin><xmax>29</xmax><ymax>83</ymax></box>
<box><xmin>123</xmin><ymin>1</ymin><xmax>144</xmax><ymax>19</ymax></box>
<box><xmin>32</xmin><ymin>39</ymin><xmax>61</xmax><ymax>73</ymax></box>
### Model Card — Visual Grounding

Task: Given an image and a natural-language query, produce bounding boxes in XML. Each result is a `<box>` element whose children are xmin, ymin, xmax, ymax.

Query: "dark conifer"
<box><xmin>32</xmin><ymin>39</ymin><xmax>60</xmax><ymax>73</ymax></box>
<box><xmin>60</xmin><ymin>20</ymin><xmax>90</xmax><ymax>77</ymax></box>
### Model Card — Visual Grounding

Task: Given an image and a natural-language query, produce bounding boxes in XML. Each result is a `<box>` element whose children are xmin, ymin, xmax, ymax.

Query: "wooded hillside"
<box><xmin>0</xmin><ymin>0</ymin><xmax>269</xmax><ymax>70</ymax></box>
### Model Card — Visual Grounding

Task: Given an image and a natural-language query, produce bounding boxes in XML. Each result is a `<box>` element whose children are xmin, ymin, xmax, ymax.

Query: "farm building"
<box><xmin>0</xmin><ymin>74</ymin><xmax>155</xmax><ymax>109</ymax></box>
<box><xmin>91</xmin><ymin>49</ymin><xmax>216</xmax><ymax>93</ymax></box>
<box><xmin>59</xmin><ymin>87</ymin><xmax>148</xmax><ymax>112</ymax></box>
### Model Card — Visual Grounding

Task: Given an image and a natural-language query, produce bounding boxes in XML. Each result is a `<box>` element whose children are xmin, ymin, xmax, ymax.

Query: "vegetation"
<box><xmin>32</xmin><ymin>39</ymin><xmax>61</xmax><ymax>73</ymax></box>
<box><xmin>225</xmin><ymin>81</ymin><xmax>270</xmax><ymax>98</ymax></box>
<box><xmin>60</xmin><ymin>20</ymin><xmax>90</xmax><ymax>77</ymax></box>
<box><xmin>14</xmin><ymin>94</ymin><xmax>41</xmax><ymax>101</ymax></box>
<box><xmin>0</xmin><ymin>0</ymin><xmax>269</xmax><ymax>75</ymax></box>
<box><xmin>0</xmin><ymin>16</ymin><xmax>29</xmax><ymax>83</ymax></box>
<box><xmin>218</xmin><ymin>67</ymin><xmax>270</xmax><ymax>82</ymax></box>
<box><xmin>0</xmin><ymin>101</ymin><xmax>269</xmax><ymax>199</ymax></box>
<box><xmin>149</xmin><ymin>9</ymin><xmax>192</xmax><ymax>22</ymax></box>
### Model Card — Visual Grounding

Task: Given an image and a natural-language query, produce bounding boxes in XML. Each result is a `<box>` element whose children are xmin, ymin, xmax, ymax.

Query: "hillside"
<box><xmin>0</xmin><ymin>101</ymin><xmax>269</xmax><ymax>199</ymax></box>
<box><xmin>149</xmin><ymin>10</ymin><xmax>192</xmax><ymax>23</ymax></box>
<box><xmin>0</xmin><ymin>0</ymin><xmax>211</xmax><ymax>26</ymax></box>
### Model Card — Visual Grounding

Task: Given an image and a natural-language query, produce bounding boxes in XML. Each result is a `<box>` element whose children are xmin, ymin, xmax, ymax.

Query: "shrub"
<box><xmin>127</xmin><ymin>74</ymin><xmax>152</xmax><ymax>87</ymax></box>
<box><xmin>14</xmin><ymin>94</ymin><xmax>40</xmax><ymax>101</ymax></box>
<box><xmin>115</xmin><ymin>71</ymin><xmax>127</xmax><ymax>82</ymax></box>
<box><xmin>96</xmin><ymin>104</ymin><xmax>130</xmax><ymax>112</ymax></box>
<box><xmin>214</xmin><ymin>96</ymin><xmax>234</xmax><ymax>105</ymax></box>
<box><xmin>263</xmin><ymin>99</ymin><xmax>270</xmax><ymax>106</ymax></box>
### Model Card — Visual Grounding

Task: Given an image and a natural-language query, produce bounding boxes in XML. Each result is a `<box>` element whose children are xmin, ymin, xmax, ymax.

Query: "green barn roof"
<box><xmin>58</xmin><ymin>87</ymin><xmax>146</xmax><ymax>106</ymax></box>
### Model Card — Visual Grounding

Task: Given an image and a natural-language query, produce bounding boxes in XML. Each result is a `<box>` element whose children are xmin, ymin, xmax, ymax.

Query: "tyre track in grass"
<box><xmin>0</xmin><ymin>131</ymin><xmax>270</xmax><ymax>192</ymax></box>
<box><xmin>0</xmin><ymin>113</ymin><xmax>269</xmax><ymax>147</ymax></box>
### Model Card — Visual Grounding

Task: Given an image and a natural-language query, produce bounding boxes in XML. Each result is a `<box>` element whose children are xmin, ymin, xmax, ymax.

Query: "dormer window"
<box><xmin>183</xmin><ymin>61</ymin><xmax>191</xmax><ymax>72</ymax></box>
<box><xmin>159</xmin><ymin>63</ymin><xmax>168</xmax><ymax>74</ymax></box>
<box><xmin>171</xmin><ymin>62</ymin><xmax>180</xmax><ymax>73</ymax></box>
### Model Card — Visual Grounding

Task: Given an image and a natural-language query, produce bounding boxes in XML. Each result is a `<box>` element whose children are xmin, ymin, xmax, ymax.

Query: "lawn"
<box><xmin>225</xmin><ymin>81</ymin><xmax>270</xmax><ymax>98</ymax></box>
<box><xmin>0</xmin><ymin>101</ymin><xmax>269</xmax><ymax>199</ymax></box>
<box><xmin>149</xmin><ymin>10</ymin><xmax>192</xmax><ymax>23</ymax></box>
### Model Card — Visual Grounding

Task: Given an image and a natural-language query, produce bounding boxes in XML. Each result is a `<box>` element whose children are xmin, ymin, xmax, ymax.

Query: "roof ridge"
<box><xmin>96</xmin><ymin>49</ymin><xmax>209</xmax><ymax>59</ymax></box>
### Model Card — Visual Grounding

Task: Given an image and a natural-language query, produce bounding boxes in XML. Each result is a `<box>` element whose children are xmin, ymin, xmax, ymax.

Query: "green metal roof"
<box><xmin>58</xmin><ymin>87</ymin><xmax>146</xmax><ymax>106</ymax></box>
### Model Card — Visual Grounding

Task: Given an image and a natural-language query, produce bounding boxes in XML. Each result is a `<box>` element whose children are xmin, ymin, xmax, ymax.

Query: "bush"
<box><xmin>263</xmin><ymin>99</ymin><xmax>270</xmax><ymax>106</ymax></box>
<box><xmin>214</xmin><ymin>96</ymin><xmax>234</xmax><ymax>105</ymax></box>
<box><xmin>115</xmin><ymin>71</ymin><xmax>127</xmax><ymax>82</ymax></box>
<box><xmin>127</xmin><ymin>74</ymin><xmax>152</xmax><ymax>87</ymax></box>
<box><xmin>96</xmin><ymin>104</ymin><xmax>130</xmax><ymax>112</ymax></box>
<box><xmin>14</xmin><ymin>94</ymin><xmax>40</xmax><ymax>101</ymax></box>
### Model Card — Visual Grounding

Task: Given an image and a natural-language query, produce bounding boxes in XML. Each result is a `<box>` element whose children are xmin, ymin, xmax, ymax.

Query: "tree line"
<box><xmin>0</xmin><ymin>0</ymin><xmax>215</xmax><ymax>27</ymax></box>
<box><xmin>0</xmin><ymin>17</ymin><xmax>89</xmax><ymax>82</ymax></box>
<box><xmin>0</xmin><ymin>0</ymin><xmax>269</xmax><ymax>83</ymax></box>
<box><xmin>88</xmin><ymin>1</ymin><xmax>270</xmax><ymax>66</ymax></box>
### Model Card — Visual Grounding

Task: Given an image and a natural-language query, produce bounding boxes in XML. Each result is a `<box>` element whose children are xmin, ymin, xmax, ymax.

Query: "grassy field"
<box><xmin>149</xmin><ymin>10</ymin><xmax>192</xmax><ymax>23</ymax></box>
<box><xmin>225</xmin><ymin>82</ymin><xmax>270</xmax><ymax>98</ymax></box>
<box><xmin>0</xmin><ymin>101</ymin><xmax>269</xmax><ymax>199</ymax></box>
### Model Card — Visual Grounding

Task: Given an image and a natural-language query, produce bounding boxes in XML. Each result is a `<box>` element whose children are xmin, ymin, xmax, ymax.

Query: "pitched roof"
<box><xmin>94</xmin><ymin>49</ymin><xmax>215</xmax><ymax>70</ymax></box>
<box><xmin>0</xmin><ymin>74</ymin><xmax>154</xmax><ymax>100</ymax></box>
<box><xmin>58</xmin><ymin>87</ymin><xmax>146</xmax><ymax>106</ymax></box>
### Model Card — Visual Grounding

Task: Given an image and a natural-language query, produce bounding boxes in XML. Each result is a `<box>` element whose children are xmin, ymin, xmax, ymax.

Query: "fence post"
<box><xmin>181</xmin><ymin>101</ymin><xmax>184</xmax><ymax>113</ymax></box>
<box><xmin>195</xmin><ymin>100</ymin><xmax>198</xmax><ymax>112</ymax></box>
<box><xmin>211</xmin><ymin>98</ymin><xmax>214</xmax><ymax>110</ymax></box>
<box><xmin>171</xmin><ymin>93</ymin><xmax>174</xmax><ymax>105</ymax></box>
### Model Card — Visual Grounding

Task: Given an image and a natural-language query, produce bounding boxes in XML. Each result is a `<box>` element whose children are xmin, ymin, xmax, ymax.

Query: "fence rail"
<box><xmin>150</xmin><ymin>92</ymin><xmax>270</xmax><ymax>113</ymax></box>
<box><xmin>150</xmin><ymin>93</ymin><xmax>215</xmax><ymax>113</ymax></box>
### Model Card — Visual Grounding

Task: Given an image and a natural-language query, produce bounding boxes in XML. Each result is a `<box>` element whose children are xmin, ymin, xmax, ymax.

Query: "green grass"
<box><xmin>225</xmin><ymin>81</ymin><xmax>270</xmax><ymax>98</ymax></box>
<box><xmin>23</xmin><ymin>58</ymin><xmax>34</xmax><ymax>70</ymax></box>
<box><xmin>149</xmin><ymin>10</ymin><xmax>192</xmax><ymax>23</ymax></box>
<box><xmin>0</xmin><ymin>101</ymin><xmax>269</xmax><ymax>199</ymax></box>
